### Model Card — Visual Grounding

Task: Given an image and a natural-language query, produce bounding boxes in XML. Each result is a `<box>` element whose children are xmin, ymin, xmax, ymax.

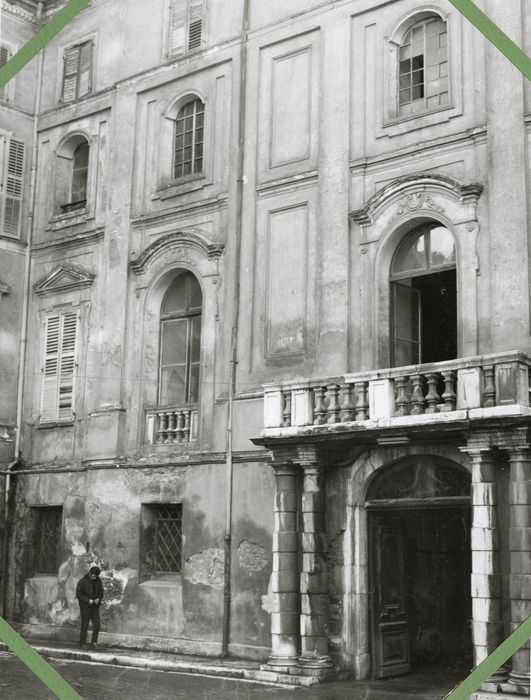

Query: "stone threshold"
<box><xmin>0</xmin><ymin>640</ymin><xmax>324</xmax><ymax>687</ymax></box>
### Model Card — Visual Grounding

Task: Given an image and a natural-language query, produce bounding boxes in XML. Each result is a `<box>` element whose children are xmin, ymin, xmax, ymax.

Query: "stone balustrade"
<box><xmin>145</xmin><ymin>405</ymin><xmax>198</xmax><ymax>444</ymax></box>
<box><xmin>263</xmin><ymin>351</ymin><xmax>531</xmax><ymax>431</ymax></box>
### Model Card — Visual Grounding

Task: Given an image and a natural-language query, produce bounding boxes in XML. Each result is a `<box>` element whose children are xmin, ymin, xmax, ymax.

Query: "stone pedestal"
<box><xmin>298</xmin><ymin>464</ymin><xmax>333</xmax><ymax>677</ymax></box>
<box><xmin>262</xmin><ymin>464</ymin><xmax>301</xmax><ymax>672</ymax></box>
<box><xmin>500</xmin><ymin>448</ymin><xmax>531</xmax><ymax>696</ymax></box>
<box><xmin>463</xmin><ymin>446</ymin><xmax>507</xmax><ymax>691</ymax></box>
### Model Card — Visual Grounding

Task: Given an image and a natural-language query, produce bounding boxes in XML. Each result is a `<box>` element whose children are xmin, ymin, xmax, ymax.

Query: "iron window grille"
<box><xmin>31</xmin><ymin>507</ymin><xmax>62</xmax><ymax>575</ymax></box>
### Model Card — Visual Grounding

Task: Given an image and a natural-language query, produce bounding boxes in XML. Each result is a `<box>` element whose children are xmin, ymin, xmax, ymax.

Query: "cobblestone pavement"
<box><xmin>0</xmin><ymin>651</ymin><xmax>462</xmax><ymax>700</ymax></box>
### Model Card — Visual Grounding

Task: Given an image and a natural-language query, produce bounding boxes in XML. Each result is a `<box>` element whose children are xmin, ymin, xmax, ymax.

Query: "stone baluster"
<box><xmin>395</xmin><ymin>377</ymin><xmax>410</xmax><ymax>416</ymax></box>
<box><xmin>182</xmin><ymin>410</ymin><xmax>191</xmax><ymax>442</ymax></box>
<box><xmin>282</xmin><ymin>392</ymin><xmax>292</xmax><ymax>428</ymax></box>
<box><xmin>483</xmin><ymin>365</ymin><xmax>496</xmax><ymax>407</ymax></box>
<box><xmin>461</xmin><ymin>445</ymin><xmax>507</xmax><ymax>691</ymax></box>
<box><xmin>326</xmin><ymin>384</ymin><xmax>341</xmax><ymax>424</ymax></box>
<box><xmin>175</xmin><ymin>411</ymin><xmax>185</xmax><ymax>442</ymax></box>
<box><xmin>298</xmin><ymin>461</ymin><xmax>333</xmax><ymax>678</ymax></box>
<box><xmin>500</xmin><ymin>446</ymin><xmax>531</xmax><ymax>695</ymax></box>
<box><xmin>425</xmin><ymin>372</ymin><xmax>441</xmax><ymax>414</ymax></box>
<box><xmin>166</xmin><ymin>411</ymin><xmax>176</xmax><ymax>443</ymax></box>
<box><xmin>410</xmin><ymin>373</ymin><xmax>425</xmax><ymax>415</ymax></box>
<box><xmin>263</xmin><ymin>464</ymin><xmax>301</xmax><ymax>673</ymax></box>
<box><xmin>354</xmin><ymin>381</ymin><xmax>369</xmax><ymax>421</ymax></box>
<box><xmin>339</xmin><ymin>383</ymin><xmax>355</xmax><ymax>422</ymax></box>
<box><xmin>313</xmin><ymin>386</ymin><xmax>327</xmax><ymax>425</ymax></box>
<box><xmin>441</xmin><ymin>370</ymin><xmax>457</xmax><ymax>412</ymax></box>
<box><xmin>157</xmin><ymin>412</ymin><xmax>168</xmax><ymax>444</ymax></box>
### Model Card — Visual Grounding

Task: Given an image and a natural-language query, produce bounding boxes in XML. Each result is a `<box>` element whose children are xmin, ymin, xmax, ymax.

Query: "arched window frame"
<box><xmin>54</xmin><ymin>133</ymin><xmax>92</xmax><ymax>215</ymax></box>
<box><xmin>158</xmin><ymin>270</ymin><xmax>203</xmax><ymax>407</ymax></box>
<box><xmin>384</xmin><ymin>7</ymin><xmax>460</xmax><ymax>125</ymax></box>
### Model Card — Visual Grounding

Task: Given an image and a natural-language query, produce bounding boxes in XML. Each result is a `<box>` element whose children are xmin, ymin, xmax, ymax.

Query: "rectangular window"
<box><xmin>40</xmin><ymin>311</ymin><xmax>79</xmax><ymax>423</ymax></box>
<box><xmin>169</xmin><ymin>0</ymin><xmax>205</xmax><ymax>57</ymax></box>
<box><xmin>140</xmin><ymin>504</ymin><xmax>183</xmax><ymax>580</ymax></box>
<box><xmin>1</xmin><ymin>137</ymin><xmax>25</xmax><ymax>238</ymax></box>
<box><xmin>29</xmin><ymin>507</ymin><xmax>63</xmax><ymax>576</ymax></box>
<box><xmin>62</xmin><ymin>41</ymin><xmax>93</xmax><ymax>102</ymax></box>
<box><xmin>0</xmin><ymin>46</ymin><xmax>11</xmax><ymax>101</ymax></box>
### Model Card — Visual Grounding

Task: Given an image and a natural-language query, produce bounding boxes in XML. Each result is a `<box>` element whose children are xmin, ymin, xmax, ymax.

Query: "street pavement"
<box><xmin>0</xmin><ymin>651</ymin><xmax>461</xmax><ymax>699</ymax></box>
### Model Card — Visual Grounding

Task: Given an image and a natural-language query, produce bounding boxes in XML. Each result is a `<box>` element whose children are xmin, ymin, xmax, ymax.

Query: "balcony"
<box><xmin>145</xmin><ymin>405</ymin><xmax>198</xmax><ymax>445</ymax></box>
<box><xmin>262</xmin><ymin>352</ymin><xmax>531</xmax><ymax>438</ymax></box>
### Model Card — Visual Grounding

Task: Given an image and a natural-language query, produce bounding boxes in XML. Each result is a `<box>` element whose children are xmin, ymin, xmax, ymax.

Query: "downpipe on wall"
<box><xmin>221</xmin><ymin>0</ymin><xmax>250</xmax><ymax>658</ymax></box>
<box><xmin>0</xmin><ymin>31</ymin><xmax>44</xmax><ymax>617</ymax></box>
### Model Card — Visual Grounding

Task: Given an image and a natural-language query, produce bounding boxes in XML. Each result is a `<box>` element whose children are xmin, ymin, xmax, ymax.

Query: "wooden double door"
<box><xmin>369</xmin><ymin>507</ymin><xmax>472</xmax><ymax>679</ymax></box>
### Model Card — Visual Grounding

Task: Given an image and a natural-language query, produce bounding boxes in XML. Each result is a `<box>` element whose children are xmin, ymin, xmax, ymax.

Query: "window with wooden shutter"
<box><xmin>2</xmin><ymin>138</ymin><xmax>25</xmax><ymax>238</ymax></box>
<box><xmin>40</xmin><ymin>311</ymin><xmax>79</xmax><ymax>423</ymax></box>
<box><xmin>62</xmin><ymin>41</ymin><xmax>93</xmax><ymax>102</ymax></box>
<box><xmin>168</xmin><ymin>0</ymin><xmax>204</xmax><ymax>57</ymax></box>
<box><xmin>0</xmin><ymin>46</ymin><xmax>11</xmax><ymax>101</ymax></box>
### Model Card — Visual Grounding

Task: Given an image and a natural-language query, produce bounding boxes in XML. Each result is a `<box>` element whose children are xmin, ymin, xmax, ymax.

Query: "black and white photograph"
<box><xmin>0</xmin><ymin>1</ymin><xmax>529</xmax><ymax>698</ymax></box>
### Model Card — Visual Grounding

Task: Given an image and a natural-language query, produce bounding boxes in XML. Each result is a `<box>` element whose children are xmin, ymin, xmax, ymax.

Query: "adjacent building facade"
<box><xmin>0</xmin><ymin>0</ymin><xmax>530</xmax><ymax>696</ymax></box>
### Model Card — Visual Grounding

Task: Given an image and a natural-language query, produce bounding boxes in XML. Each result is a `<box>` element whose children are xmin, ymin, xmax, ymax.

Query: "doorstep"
<box><xmin>0</xmin><ymin>639</ymin><xmax>325</xmax><ymax>687</ymax></box>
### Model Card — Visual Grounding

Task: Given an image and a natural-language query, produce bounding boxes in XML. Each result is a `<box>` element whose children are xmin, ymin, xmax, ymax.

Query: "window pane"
<box><xmin>393</xmin><ymin>231</ymin><xmax>427</xmax><ymax>273</ymax></box>
<box><xmin>412</xmin><ymin>85</ymin><xmax>424</xmax><ymax>100</ymax></box>
<box><xmin>161</xmin><ymin>319</ymin><xmax>187</xmax><ymax>364</ymax></box>
<box><xmin>188</xmin><ymin>363</ymin><xmax>200</xmax><ymax>404</ymax></box>
<box><xmin>426</xmin><ymin>20</ymin><xmax>439</xmax><ymax>36</ymax></box>
<box><xmin>393</xmin><ymin>282</ymin><xmax>420</xmax><ymax>366</ymax></box>
<box><xmin>190</xmin><ymin>315</ymin><xmax>201</xmax><ymax>360</ymax></box>
<box><xmin>400</xmin><ymin>59</ymin><xmax>411</xmax><ymax>74</ymax></box>
<box><xmin>399</xmin><ymin>88</ymin><xmax>411</xmax><ymax>105</ymax></box>
<box><xmin>163</xmin><ymin>276</ymin><xmax>188</xmax><ymax>314</ymax></box>
<box><xmin>429</xmin><ymin>227</ymin><xmax>455</xmax><ymax>266</ymax></box>
<box><xmin>160</xmin><ymin>365</ymin><xmax>186</xmax><ymax>405</ymax></box>
<box><xmin>188</xmin><ymin>275</ymin><xmax>202</xmax><ymax>310</ymax></box>
<box><xmin>412</xmin><ymin>70</ymin><xmax>424</xmax><ymax>85</ymax></box>
<box><xmin>400</xmin><ymin>73</ymin><xmax>412</xmax><ymax>89</ymax></box>
<box><xmin>412</xmin><ymin>55</ymin><xmax>424</xmax><ymax>71</ymax></box>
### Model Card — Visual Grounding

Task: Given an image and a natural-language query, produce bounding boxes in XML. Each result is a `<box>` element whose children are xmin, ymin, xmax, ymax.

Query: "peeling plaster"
<box><xmin>237</xmin><ymin>539</ymin><xmax>269</xmax><ymax>572</ymax></box>
<box><xmin>184</xmin><ymin>548</ymin><xmax>224</xmax><ymax>587</ymax></box>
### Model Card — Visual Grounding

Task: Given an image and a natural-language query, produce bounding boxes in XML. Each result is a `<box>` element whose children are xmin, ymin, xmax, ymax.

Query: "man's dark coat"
<box><xmin>76</xmin><ymin>574</ymin><xmax>104</xmax><ymax>608</ymax></box>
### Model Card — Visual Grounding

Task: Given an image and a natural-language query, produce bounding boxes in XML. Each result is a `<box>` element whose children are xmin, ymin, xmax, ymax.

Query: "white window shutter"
<box><xmin>2</xmin><ymin>138</ymin><xmax>24</xmax><ymax>237</ymax></box>
<box><xmin>169</xmin><ymin>0</ymin><xmax>187</xmax><ymax>57</ymax></box>
<box><xmin>0</xmin><ymin>46</ymin><xmax>11</xmax><ymax>101</ymax></box>
<box><xmin>41</xmin><ymin>315</ymin><xmax>61</xmax><ymax>422</ymax></box>
<box><xmin>63</xmin><ymin>45</ymin><xmax>80</xmax><ymax>101</ymax></box>
<box><xmin>40</xmin><ymin>311</ymin><xmax>79</xmax><ymax>422</ymax></box>
<box><xmin>188</xmin><ymin>0</ymin><xmax>204</xmax><ymax>51</ymax></box>
<box><xmin>78</xmin><ymin>42</ymin><xmax>93</xmax><ymax>97</ymax></box>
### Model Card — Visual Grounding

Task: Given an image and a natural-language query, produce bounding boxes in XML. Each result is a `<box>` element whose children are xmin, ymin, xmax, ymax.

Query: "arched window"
<box><xmin>390</xmin><ymin>223</ymin><xmax>456</xmax><ymax>366</ymax></box>
<box><xmin>159</xmin><ymin>271</ymin><xmax>202</xmax><ymax>406</ymax></box>
<box><xmin>71</xmin><ymin>141</ymin><xmax>89</xmax><ymax>206</ymax></box>
<box><xmin>173</xmin><ymin>98</ymin><xmax>204</xmax><ymax>180</ymax></box>
<box><xmin>398</xmin><ymin>16</ymin><xmax>448</xmax><ymax>117</ymax></box>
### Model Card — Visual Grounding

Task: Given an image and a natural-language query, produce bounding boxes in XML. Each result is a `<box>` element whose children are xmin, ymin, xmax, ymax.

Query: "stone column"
<box><xmin>462</xmin><ymin>446</ymin><xmax>507</xmax><ymax>690</ymax></box>
<box><xmin>298</xmin><ymin>461</ymin><xmax>333</xmax><ymax>677</ymax></box>
<box><xmin>263</xmin><ymin>464</ymin><xmax>301</xmax><ymax>672</ymax></box>
<box><xmin>501</xmin><ymin>447</ymin><xmax>531</xmax><ymax>696</ymax></box>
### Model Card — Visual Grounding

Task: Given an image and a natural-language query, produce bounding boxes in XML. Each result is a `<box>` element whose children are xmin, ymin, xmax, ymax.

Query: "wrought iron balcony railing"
<box><xmin>262</xmin><ymin>351</ymin><xmax>531</xmax><ymax>434</ymax></box>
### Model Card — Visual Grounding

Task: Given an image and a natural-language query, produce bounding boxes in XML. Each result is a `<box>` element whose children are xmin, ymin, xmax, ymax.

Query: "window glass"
<box><xmin>173</xmin><ymin>98</ymin><xmax>205</xmax><ymax>180</ymax></box>
<box><xmin>392</xmin><ymin>230</ymin><xmax>427</xmax><ymax>274</ymax></box>
<box><xmin>429</xmin><ymin>226</ymin><xmax>455</xmax><ymax>267</ymax></box>
<box><xmin>71</xmin><ymin>141</ymin><xmax>89</xmax><ymax>204</ymax></box>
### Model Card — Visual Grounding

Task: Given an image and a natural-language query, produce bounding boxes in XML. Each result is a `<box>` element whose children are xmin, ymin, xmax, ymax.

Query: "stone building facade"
<box><xmin>0</xmin><ymin>0</ymin><xmax>530</xmax><ymax>696</ymax></box>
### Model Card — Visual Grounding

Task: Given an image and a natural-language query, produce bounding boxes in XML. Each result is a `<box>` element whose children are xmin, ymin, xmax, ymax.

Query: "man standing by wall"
<box><xmin>76</xmin><ymin>566</ymin><xmax>104</xmax><ymax>649</ymax></box>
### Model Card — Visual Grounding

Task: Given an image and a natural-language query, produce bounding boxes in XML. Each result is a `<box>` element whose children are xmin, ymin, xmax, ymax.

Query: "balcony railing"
<box><xmin>145</xmin><ymin>405</ymin><xmax>198</xmax><ymax>445</ymax></box>
<box><xmin>263</xmin><ymin>352</ymin><xmax>531</xmax><ymax>432</ymax></box>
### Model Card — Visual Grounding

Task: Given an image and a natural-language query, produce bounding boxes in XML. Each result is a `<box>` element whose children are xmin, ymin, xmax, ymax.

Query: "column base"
<box><xmin>479</xmin><ymin>666</ymin><xmax>509</xmax><ymax>692</ymax></box>
<box><xmin>261</xmin><ymin>655</ymin><xmax>299</xmax><ymax>674</ymax></box>
<box><xmin>297</xmin><ymin>654</ymin><xmax>334</xmax><ymax>678</ymax></box>
<box><xmin>500</xmin><ymin>677</ymin><xmax>530</xmax><ymax>696</ymax></box>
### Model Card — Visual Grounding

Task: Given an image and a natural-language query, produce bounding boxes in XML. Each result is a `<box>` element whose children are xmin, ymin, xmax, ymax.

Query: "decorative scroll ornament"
<box><xmin>392</xmin><ymin>192</ymin><xmax>445</xmax><ymax>221</ymax></box>
<box><xmin>367</xmin><ymin>458</ymin><xmax>470</xmax><ymax>501</ymax></box>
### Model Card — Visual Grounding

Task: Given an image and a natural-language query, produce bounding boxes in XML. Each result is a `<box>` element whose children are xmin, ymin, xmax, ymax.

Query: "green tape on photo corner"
<box><xmin>0</xmin><ymin>0</ymin><xmax>90</xmax><ymax>89</ymax></box>
<box><xmin>444</xmin><ymin>616</ymin><xmax>531</xmax><ymax>700</ymax></box>
<box><xmin>0</xmin><ymin>616</ymin><xmax>83</xmax><ymax>699</ymax></box>
<box><xmin>448</xmin><ymin>0</ymin><xmax>531</xmax><ymax>80</ymax></box>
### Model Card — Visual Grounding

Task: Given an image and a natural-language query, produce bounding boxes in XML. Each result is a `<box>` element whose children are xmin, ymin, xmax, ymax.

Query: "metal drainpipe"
<box><xmin>221</xmin><ymin>0</ymin><xmax>250</xmax><ymax>658</ymax></box>
<box><xmin>0</xmin><ymin>16</ymin><xmax>44</xmax><ymax>616</ymax></box>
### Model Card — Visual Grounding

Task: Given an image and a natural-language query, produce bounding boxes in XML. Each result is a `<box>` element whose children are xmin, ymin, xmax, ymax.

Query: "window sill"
<box><xmin>46</xmin><ymin>208</ymin><xmax>93</xmax><ymax>233</ymax></box>
<box><xmin>139</xmin><ymin>576</ymin><xmax>182</xmax><ymax>589</ymax></box>
<box><xmin>155</xmin><ymin>175</ymin><xmax>210</xmax><ymax>201</ymax></box>
<box><xmin>37</xmin><ymin>420</ymin><xmax>75</xmax><ymax>430</ymax></box>
<box><xmin>378</xmin><ymin>103</ymin><xmax>461</xmax><ymax>138</ymax></box>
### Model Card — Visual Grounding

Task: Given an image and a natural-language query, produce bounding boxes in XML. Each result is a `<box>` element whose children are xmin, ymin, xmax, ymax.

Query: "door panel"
<box><xmin>392</xmin><ymin>281</ymin><xmax>421</xmax><ymax>366</ymax></box>
<box><xmin>371</xmin><ymin>516</ymin><xmax>411</xmax><ymax>679</ymax></box>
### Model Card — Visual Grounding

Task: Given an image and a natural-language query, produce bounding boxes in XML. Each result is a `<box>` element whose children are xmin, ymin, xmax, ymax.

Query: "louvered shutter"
<box><xmin>188</xmin><ymin>0</ymin><xmax>204</xmax><ymax>51</ymax></box>
<box><xmin>40</xmin><ymin>312</ymin><xmax>79</xmax><ymax>422</ymax></box>
<box><xmin>78</xmin><ymin>42</ymin><xmax>92</xmax><ymax>97</ymax></box>
<box><xmin>2</xmin><ymin>138</ymin><xmax>24</xmax><ymax>237</ymax></box>
<box><xmin>169</xmin><ymin>0</ymin><xmax>187</xmax><ymax>57</ymax></box>
<box><xmin>0</xmin><ymin>46</ymin><xmax>11</xmax><ymax>100</ymax></box>
<box><xmin>62</xmin><ymin>45</ymin><xmax>80</xmax><ymax>101</ymax></box>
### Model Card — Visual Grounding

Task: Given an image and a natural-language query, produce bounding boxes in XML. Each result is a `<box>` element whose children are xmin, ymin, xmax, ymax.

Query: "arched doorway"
<box><xmin>367</xmin><ymin>456</ymin><xmax>472</xmax><ymax>679</ymax></box>
<box><xmin>390</xmin><ymin>222</ymin><xmax>457</xmax><ymax>367</ymax></box>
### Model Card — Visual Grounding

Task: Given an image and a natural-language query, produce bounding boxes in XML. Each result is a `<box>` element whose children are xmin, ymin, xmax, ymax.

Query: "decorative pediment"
<box><xmin>33</xmin><ymin>262</ymin><xmax>95</xmax><ymax>296</ymax></box>
<box><xmin>130</xmin><ymin>231</ymin><xmax>224</xmax><ymax>276</ymax></box>
<box><xmin>350</xmin><ymin>175</ymin><xmax>484</xmax><ymax>229</ymax></box>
